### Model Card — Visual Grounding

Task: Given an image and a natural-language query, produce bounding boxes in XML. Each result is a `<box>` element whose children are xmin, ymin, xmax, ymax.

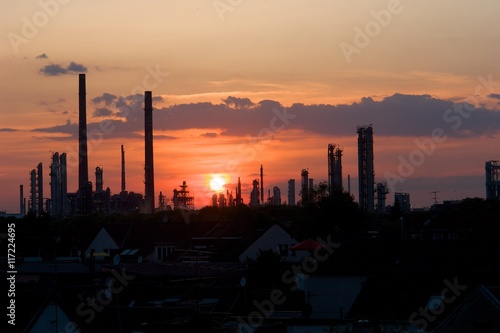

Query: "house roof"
<box><xmin>290</xmin><ymin>239</ymin><xmax>326</xmax><ymax>251</ymax></box>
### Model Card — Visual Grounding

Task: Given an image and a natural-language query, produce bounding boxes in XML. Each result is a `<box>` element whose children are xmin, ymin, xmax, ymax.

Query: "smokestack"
<box><xmin>37</xmin><ymin>162</ymin><xmax>43</xmax><ymax>214</ymax></box>
<box><xmin>236</xmin><ymin>177</ymin><xmax>242</xmax><ymax>205</ymax></box>
<box><xmin>260</xmin><ymin>165</ymin><xmax>264</xmax><ymax>204</ymax></box>
<box><xmin>78</xmin><ymin>74</ymin><xmax>89</xmax><ymax>191</ymax></box>
<box><xmin>121</xmin><ymin>145</ymin><xmax>126</xmax><ymax>192</ymax></box>
<box><xmin>144</xmin><ymin>91</ymin><xmax>155</xmax><ymax>214</ymax></box>
<box><xmin>20</xmin><ymin>185</ymin><xmax>24</xmax><ymax>216</ymax></box>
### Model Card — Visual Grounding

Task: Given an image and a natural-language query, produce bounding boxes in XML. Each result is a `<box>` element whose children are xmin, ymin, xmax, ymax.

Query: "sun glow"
<box><xmin>209</xmin><ymin>175</ymin><xmax>227</xmax><ymax>193</ymax></box>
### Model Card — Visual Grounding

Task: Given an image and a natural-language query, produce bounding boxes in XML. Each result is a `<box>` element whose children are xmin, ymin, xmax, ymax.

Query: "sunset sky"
<box><xmin>1</xmin><ymin>0</ymin><xmax>500</xmax><ymax>213</ymax></box>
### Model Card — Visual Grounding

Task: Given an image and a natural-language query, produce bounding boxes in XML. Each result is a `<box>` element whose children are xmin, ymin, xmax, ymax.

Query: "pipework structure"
<box><xmin>485</xmin><ymin>160</ymin><xmax>500</xmax><ymax>200</ymax></box>
<box><xmin>376</xmin><ymin>182</ymin><xmax>389</xmax><ymax>215</ymax></box>
<box><xmin>235</xmin><ymin>177</ymin><xmax>243</xmax><ymax>205</ymax></box>
<box><xmin>250</xmin><ymin>179</ymin><xmax>260</xmax><ymax>206</ymax></box>
<box><xmin>50</xmin><ymin>152</ymin><xmax>68</xmax><ymax>216</ymax></box>
<box><xmin>328</xmin><ymin>144</ymin><xmax>343</xmax><ymax>194</ymax></box>
<box><xmin>300</xmin><ymin>169</ymin><xmax>309</xmax><ymax>206</ymax></box>
<box><xmin>172</xmin><ymin>181</ymin><xmax>194</xmax><ymax>210</ymax></box>
<box><xmin>357</xmin><ymin>125</ymin><xmax>375</xmax><ymax>212</ymax></box>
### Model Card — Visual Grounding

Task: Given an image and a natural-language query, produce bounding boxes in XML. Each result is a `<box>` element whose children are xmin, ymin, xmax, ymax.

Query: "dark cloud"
<box><xmin>36</xmin><ymin>53</ymin><xmax>48</xmax><ymax>59</ymax></box>
<box><xmin>223</xmin><ymin>96</ymin><xmax>254</xmax><ymax>109</ymax></box>
<box><xmin>93</xmin><ymin>107</ymin><xmax>114</xmax><ymax>117</ymax></box>
<box><xmin>92</xmin><ymin>93</ymin><xmax>117</xmax><ymax>106</ymax></box>
<box><xmin>40</xmin><ymin>64</ymin><xmax>67</xmax><ymax>76</ymax></box>
<box><xmin>32</xmin><ymin>120</ymin><xmax>77</xmax><ymax>136</ymax></box>
<box><xmin>67</xmin><ymin>61</ymin><xmax>88</xmax><ymax>73</ymax></box>
<box><xmin>488</xmin><ymin>94</ymin><xmax>500</xmax><ymax>100</ymax></box>
<box><xmin>200</xmin><ymin>132</ymin><xmax>218</xmax><ymax>138</ymax></box>
<box><xmin>0</xmin><ymin>128</ymin><xmax>18</xmax><ymax>132</ymax></box>
<box><xmin>31</xmin><ymin>93</ymin><xmax>500</xmax><ymax>141</ymax></box>
<box><xmin>39</xmin><ymin>61</ymin><xmax>88</xmax><ymax>76</ymax></box>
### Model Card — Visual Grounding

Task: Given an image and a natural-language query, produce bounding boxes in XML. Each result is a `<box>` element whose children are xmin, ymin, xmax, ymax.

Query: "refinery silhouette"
<box><xmin>16</xmin><ymin>74</ymin><xmax>500</xmax><ymax>218</ymax></box>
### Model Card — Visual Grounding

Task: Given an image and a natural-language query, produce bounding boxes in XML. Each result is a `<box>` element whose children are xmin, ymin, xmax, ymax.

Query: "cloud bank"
<box><xmin>32</xmin><ymin>94</ymin><xmax>500</xmax><ymax>140</ymax></box>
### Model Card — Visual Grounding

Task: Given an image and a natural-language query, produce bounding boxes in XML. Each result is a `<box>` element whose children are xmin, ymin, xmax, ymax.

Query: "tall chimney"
<box><xmin>19</xmin><ymin>185</ymin><xmax>24</xmax><ymax>216</ymax></box>
<box><xmin>121</xmin><ymin>145</ymin><xmax>126</xmax><ymax>192</ymax></box>
<box><xmin>78</xmin><ymin>74</ymin><xmax>89</xmax><ymax>192</ymax></box>
<box><xmin>260</xmin><ymin>165</ymin><xmax>264</xmax><ymax>204</ymax></box>
<box><xmin>144</xmin><ymin>91</ymin><xmax>155</xmax><ymax>214</ymax></box>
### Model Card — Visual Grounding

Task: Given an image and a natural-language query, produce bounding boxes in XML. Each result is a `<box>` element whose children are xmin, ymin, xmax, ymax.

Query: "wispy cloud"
<box><xmin>0</xmin><ymin>128</ymin><xmax>19</xmax><ymax>132</ymax></box>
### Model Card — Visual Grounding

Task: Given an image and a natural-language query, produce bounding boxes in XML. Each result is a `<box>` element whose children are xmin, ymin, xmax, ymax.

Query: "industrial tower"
<box><xmin>357</xmin><ymin>125</ymin><xmax>375</xmax><ymax>212</ymax></box>
<box><xmin>485</xmin><ymin>160</ymin><xmax>500</xmax><ymax>200</ymax></box>
<box><xmin>172</xmin><ymin>181</ymin><xmax>194</xmax><ymax>210</ymax></box>
<box><xmin>328</xmin><ymin>144</ymin><xmax>343</xmax><ymax>194</ymax></box>
<box><xmin>300</xmin><ymin>169</ymin><xmax>309</xmax><ymax>206</ymax></box>
<box><xmin>77</xmin><ymin>74</ymin><xmax>93</xmax><ymax>214</ymax></box>
<box><xmin>50</xmin><ymin>152</ymin><xmax>68</xmax><ymax>216</ymax></box>
<box><xmin>144</xmin><ymin>91</ymin><xmax>155</xmax><ymax>214</ymax></box>
<box><xmin>288</xmin><ymin>179</ymin><xmax>295</xmax><ymax>206</ymax></box>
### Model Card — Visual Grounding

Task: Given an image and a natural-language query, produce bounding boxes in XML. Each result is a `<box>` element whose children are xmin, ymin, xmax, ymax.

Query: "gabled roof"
<box><xmin>238</xmin><ymin>224</ymin><xmax>297</xmax><ymax>262</ymax></box>
<box><xmin>433</xmin><ymin>285</ymin><xmax>500</xmax><ymax>332</ymax></box>
<box><xmin>89</xmin><ymin>222</ymin><xmax>189</xmax><ymax>257</ymax></box>
<box><xmin>290</xmin><ymin>239</ymin><xmax>326</xmax><ymax>251</ymax></box>
<box><xmin>23</xmin><ymin>295</ymin><xmax>89</xmax><ymax>333</ymax></box>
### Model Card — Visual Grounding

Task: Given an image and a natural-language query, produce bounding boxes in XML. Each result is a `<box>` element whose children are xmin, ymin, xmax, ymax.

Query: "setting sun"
<box><xmin>209</xmin><ymin>175</ymin><xmax>226</xmax><ymax>193</ymax></box>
